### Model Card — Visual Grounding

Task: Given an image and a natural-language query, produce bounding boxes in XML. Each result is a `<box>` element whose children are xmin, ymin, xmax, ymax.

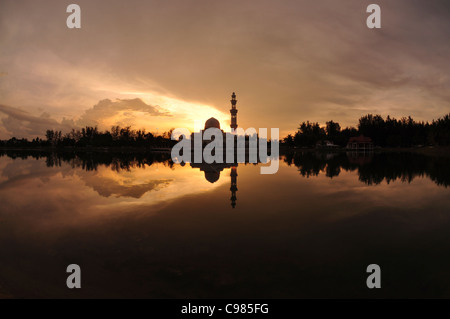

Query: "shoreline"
<box><xmin>0</xmin><ymin>146</ymin><xmax>172</xmax><ymax>153</ymax></box>
<box><xmin>1</xmin><ymin>146</ymin><xmax>450</xmax><ymax>157</ymax></box>
<box><xmin>282</xmin><ymin>146</ymin><xmax>450</xmax><ymax>158</ymax></box>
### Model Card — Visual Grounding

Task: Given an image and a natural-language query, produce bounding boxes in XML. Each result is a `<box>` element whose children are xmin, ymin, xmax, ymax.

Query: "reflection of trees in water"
<box><xmin>0</xmin><ymin>150</ymin><xmax>173</xmax><ymax>172</ymax></box>
<box><xmin>1</xmin><ymin>150</ymin><xmax>449</xmax><ymax>187</ymax></box>
<box><xmin>283</xmin><ymin>152</ymin><xmax>342</xmax><ymax>179</ymax></box>
<box><xmin>283</xmin><ymin>151</ymin><xmax>450</xmax><ymax>187</ymax></box>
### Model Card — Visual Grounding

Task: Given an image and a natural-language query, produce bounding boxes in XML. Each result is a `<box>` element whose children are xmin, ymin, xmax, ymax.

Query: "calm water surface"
<box><xmin>0</xmin><ymin>150</ymin><xmax>449</xmax><ymax>298</ymax></box>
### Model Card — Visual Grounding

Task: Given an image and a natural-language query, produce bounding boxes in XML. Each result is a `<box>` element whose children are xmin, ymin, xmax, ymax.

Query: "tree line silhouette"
<box><xmin>0</xmin><ymin>126</ymin><xmax>176</xmax><ymax>149</ymax></box>
<box><xmin>283</xmin><ymin>113</ymin><xmax>450</xmax><ymax>148</ymax></box>
<box><xmin>0</xmin><ymin>113</ymin><xmax>449</xmax><ymax>149</ymax></box>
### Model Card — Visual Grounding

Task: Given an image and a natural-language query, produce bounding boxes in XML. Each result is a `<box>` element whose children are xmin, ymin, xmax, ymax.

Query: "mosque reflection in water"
<box><xmin>189</xmin><ymin>162</ymin><xmax>238</xmax><ymax>208</ymax></box>
<box><xmin>176</xmin><ymin>91</ymin><xmax>268</xmax><ymax>209</ymax></box>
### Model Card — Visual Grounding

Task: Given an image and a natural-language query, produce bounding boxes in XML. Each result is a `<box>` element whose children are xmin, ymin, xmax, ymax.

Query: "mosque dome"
<box><xmin>204</xmin><ymin>171</ymin><xmax>220</xmax><ymax>183</ymax></box>
<box><xmin>204</xmin><ymin>117</ymin><xmax>221</xmax><ymax>130</ymax></box>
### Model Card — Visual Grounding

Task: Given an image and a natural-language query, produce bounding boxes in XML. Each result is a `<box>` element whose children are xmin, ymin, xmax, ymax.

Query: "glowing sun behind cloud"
<box><xmin>110</xmin><ymin>91</ymin><xmax>231</xmax><ymax>133</ymax></box>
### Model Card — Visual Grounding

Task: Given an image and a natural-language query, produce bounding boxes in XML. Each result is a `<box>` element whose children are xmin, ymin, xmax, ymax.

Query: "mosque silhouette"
<box><xmin>189</xmin><ymin>92</ymin><xmax>240</xmax><ymax>208</ymax></box>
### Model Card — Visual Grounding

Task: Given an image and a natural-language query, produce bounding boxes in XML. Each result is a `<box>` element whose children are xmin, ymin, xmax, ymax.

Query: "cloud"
<box><xmin>76</xmin><ymin>98</ymin><xmax>172</xmax><ymax>128</ymax></box>
<box><xmin>0</xmin><ymin>98</ymin><xmax>172</xmax><ymax>139</ymax></box>
<box><xmin>0</xmin><ymin>104</ymin><xmax>75</xmax><ymax>139</ymax></box>
<box><xmin>1</xmin><ymin>0</ymin><xmax>450</xmax><ymax>136</ymax></box>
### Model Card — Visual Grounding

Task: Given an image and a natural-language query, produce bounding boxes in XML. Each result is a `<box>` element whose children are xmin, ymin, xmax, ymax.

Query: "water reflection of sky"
<box><xmin>0</xmin><ymin>154</ymin><xmax>449</xmax><ymax>223</ymax></box>
<box><xmin>0</xmin><ymin>157</ymin><xmax>228</xmax><ymax>216</ymax></box>
<box><xmin>0</xmin><ymin>154</ymin><xmax>450</xmax><ymax>298</ymax></box>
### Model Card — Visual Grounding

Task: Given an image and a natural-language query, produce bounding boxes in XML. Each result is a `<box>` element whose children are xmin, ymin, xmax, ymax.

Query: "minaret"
<box><xmin>230</xmin><ymin>166</ymin><xmax>238</xmax><ymax>208</ymax></box>
<box><xmin>230</xmin><ymin>92</ymin><xmax>238</xmax><ymax>131</ymax></box>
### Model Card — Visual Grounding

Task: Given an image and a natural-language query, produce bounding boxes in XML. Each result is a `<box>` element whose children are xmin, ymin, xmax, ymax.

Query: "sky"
<box><xmin>0</xmin><ymin>0</ymin><xmax>449</xmax><ymax>139</ymax></box>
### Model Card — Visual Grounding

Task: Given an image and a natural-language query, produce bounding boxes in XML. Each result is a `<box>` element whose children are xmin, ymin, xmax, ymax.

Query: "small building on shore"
<box><xmin>346</xmin><ymin>135</ymin><xmax>374</xmax><ymax>150</ymax></box>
